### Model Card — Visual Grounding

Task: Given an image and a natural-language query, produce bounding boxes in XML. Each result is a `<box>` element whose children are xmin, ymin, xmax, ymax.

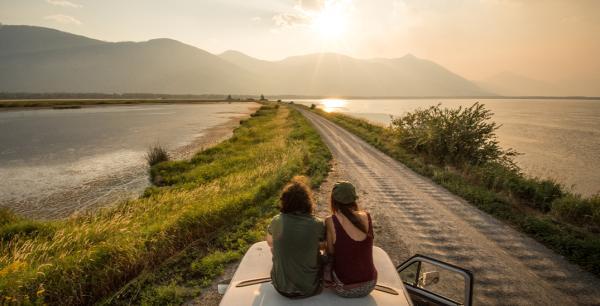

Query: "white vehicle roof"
<box><xmin>219</xmin><ymin>241</ymin><xmax>412</xmax><ymax>306</ymax></box>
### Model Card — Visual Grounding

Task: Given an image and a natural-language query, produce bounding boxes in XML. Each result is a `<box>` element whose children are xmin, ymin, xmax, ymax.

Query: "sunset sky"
<box><xmin>1</xmin><ymin>0</ymin><xmax>599</xmax><ymax>91</ymax></box>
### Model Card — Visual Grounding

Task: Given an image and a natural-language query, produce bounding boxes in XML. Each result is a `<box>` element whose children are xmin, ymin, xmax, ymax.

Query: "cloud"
<box><xmin>273</xmin><ymin>12</ymin><xmax>311</xmax><ymax>28</ymax></box>
<box><xmin>299</xmin><ymin>0</ymin><xmax>325</xmax><ymax>11</ymax></box>
<box><xmin>44</xmin><ymin>14</ymin><xmax>82</xmax><ymax>25</ymax></box>
<box><xmin>46</xmin><ymin>0</ymin><xmax>82</xmax><ymax>8</ymax></box>
<box><xmin>272</xmin><ymin>0</ymin><xmax>349</xmax><ymax>28</ymax></box>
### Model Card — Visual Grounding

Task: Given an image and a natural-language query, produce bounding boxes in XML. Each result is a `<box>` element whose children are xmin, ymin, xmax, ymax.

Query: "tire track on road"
<box><xmin>299</xmin><ymin>109</ymin><xmax>600</xmax><ymax>305</ymax></box>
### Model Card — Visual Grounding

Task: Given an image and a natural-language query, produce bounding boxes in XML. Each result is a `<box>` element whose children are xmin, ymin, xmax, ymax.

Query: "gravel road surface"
<box><xmin>299</xmin><ymin>109</ymin><xmax>600</xmax><ymax>306</ymax></box>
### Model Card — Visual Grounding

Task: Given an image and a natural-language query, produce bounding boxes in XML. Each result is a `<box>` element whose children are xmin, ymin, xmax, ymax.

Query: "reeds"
<box><xmin>146</xmin><ymin>144</ymin><xmax>169</xmax><ymax>166</ymax></box>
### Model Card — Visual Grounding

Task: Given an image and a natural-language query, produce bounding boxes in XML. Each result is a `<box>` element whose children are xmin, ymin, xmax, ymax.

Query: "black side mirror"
<box><xmin>397</xmin><ymin>254</ymin><xmax>474</xmax><ymax>306</ymax></box>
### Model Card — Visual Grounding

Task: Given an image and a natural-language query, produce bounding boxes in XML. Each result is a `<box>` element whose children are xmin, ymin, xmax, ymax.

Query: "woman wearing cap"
<box><xmin>266</xmin><ymin>176</ymin><xmax>325</xmax><ymax>298</ymax></box>
<box><xmin>324</xmin><ymin>181</ymin><xmax>377</xmax><ymax>298</ymax></box>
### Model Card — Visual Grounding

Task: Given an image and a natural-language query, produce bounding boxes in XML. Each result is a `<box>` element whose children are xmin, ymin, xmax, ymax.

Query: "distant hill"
<box><xmin>0</xmin><ymin>25</ymin><xmax>258</xmax><ymax>94</ymax></box>
<box><xmin>0</xmin><ymin>25</ymin><xmax>105</xmax><ymax>56</ymax></box>
<box><xmin>219</xmin><ymin>51</ymin><xmax>489</xmax><ymax>96</ymax></box>
<box><xmin>0</xmin><ymin>24</ymin><xmax>491</xmax><ymax>96</ymax></box>
<box><xmin>477</xmin><ymin>72</ymin><xmax>566</xmax><ymax>96</ymax></box>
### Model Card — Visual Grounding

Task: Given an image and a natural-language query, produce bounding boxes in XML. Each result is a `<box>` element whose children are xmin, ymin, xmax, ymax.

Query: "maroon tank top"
<box><xmin>332</xmin><ymin>213</ymin><xmax>377</xmax><ymax>284</ymax></box>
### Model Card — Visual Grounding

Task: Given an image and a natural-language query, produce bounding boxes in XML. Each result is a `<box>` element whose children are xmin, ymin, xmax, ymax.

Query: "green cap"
<box><xmin>332</xmin><ymin>181</ymin><xmax>357</xmax><ymax>204</ymax></box>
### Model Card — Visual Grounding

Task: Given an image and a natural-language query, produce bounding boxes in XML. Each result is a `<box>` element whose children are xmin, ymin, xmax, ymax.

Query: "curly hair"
<box><xmin>279</xmin><ymin>176</ymin><xmax>314</xmax><ymax>215</ymax></box>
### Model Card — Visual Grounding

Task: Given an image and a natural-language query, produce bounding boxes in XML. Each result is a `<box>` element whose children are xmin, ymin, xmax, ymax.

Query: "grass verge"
<box><xmin>0</xmin><ymin>104</ymin><xmax>331</xmax><ymax>304</ymax></box>
<box><xmin>307</xmin><ymin>107</ymin><xmax>600</xmax><ymax>276</ymax></box>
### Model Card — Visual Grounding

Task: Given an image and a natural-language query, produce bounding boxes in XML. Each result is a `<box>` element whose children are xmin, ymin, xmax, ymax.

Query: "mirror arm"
<box><xmin>415</xmin><ymin>261</ymin><xmax>422</xmax><ymax>286</ymax></box>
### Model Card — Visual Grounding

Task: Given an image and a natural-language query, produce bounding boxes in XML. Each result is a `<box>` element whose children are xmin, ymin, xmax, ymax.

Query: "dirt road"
<box><xmin>299</xmin><ymin>109</ymin><xmax>600</xmax><ymax>306</ymax></box>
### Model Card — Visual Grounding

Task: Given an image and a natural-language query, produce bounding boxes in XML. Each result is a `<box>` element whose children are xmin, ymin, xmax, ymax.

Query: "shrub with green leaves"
<box><xmin>390</xmin><ymin>103</ymin><xmax>518</xmax><ymax>168</ymax></box>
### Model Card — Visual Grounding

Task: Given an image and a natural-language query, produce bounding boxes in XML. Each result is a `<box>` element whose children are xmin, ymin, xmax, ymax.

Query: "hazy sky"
<box><xmin>1</xmin><ymin>0</ymin><xmax>599</xmax><ymax>88</ymax></box>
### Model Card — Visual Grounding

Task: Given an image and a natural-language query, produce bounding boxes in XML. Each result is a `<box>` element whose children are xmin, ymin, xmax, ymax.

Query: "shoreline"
<box><xmin>0</xmin><ymin>104</ymin><xmax>332</xmax><ymax>304</ymax></box>
<box><xmin>0</xmin><ymin>100</ymin><xmax>256</xmax><ymax>111</ymax></box>
<box><xmin>0</xmin><ymin>104</ymin><xmax>260</xmax><ymax>220</ymax></box>
<box><xmin>169</xmin><ymin>109</ymin><xmax>260</xmax><ymax>160</ymax></box>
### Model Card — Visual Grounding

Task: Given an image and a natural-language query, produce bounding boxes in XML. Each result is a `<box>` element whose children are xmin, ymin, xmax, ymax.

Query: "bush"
<box><xmin>310</xmin><ymin>104</ymin><xmax>316</xmax><ymax>109</ymax></box>
<box><xmin>467</xmin><ymin>163</ymin><xmax>562</xmax><ymax>211</ymax></box>
<box><xmin>552</xmin><ymin>195</ymin><xmax>600</xmax><ymax>230</ymax></box>
<box><xmin>146</xmin><ymin>144</ymin><xmax>169</xmax><ymax>166</ymax></box>
<box><xmin>391</xmin><ymin>103</ymin><xmax>517</xmax><ymax>168</ymax></box>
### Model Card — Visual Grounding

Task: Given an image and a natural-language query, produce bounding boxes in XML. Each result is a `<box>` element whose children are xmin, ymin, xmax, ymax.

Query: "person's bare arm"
<box><xmin>266</xmin><ymin>233</ymin><xmax>273</xmax><ymax>253</ymax></box>
<box><xmin>325</xmin><ymin>216</ymin><xmax>335</xmax><ymax>255</ymax></box>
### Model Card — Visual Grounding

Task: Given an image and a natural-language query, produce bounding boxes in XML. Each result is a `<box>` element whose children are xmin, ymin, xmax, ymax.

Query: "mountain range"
<box><xmin>1</xmin><ymin>24</ymin><xmax>496</xmax><ymax>96</ymax></box>
<box><xmin>476</xmin><ymin>72</ymin><xmax>568</xmax><ymax>97</ymax></box>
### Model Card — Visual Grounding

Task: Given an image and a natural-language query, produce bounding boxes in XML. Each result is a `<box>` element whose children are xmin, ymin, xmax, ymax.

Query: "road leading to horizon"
<box><xmin>298</xmin><ymin>108</ymin><xmax>600</xmax><ymax>306</ymax></box>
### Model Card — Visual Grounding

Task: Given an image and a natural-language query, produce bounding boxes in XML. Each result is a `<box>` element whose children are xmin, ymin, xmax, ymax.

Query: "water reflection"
<box><xmin>298</xmin><ymin>98</ymin><xmax>600</xmax><ymax>196</ymax></box>
<box><xmin>321</xmin><ymin>99</ymin><xmax>348</xmax><ymax>112</ymax></box>
<box><xmin>0</xmin><ymin>103</ymin><xmax>259</xmax><ymax>218</ymax></box>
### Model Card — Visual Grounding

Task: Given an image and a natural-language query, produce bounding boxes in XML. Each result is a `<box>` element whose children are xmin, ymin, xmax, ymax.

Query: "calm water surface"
<box><xmin>298</xmin><ymin>99</ymin><xmax>600</xmax><ymax>196</ymax></box>
<box><xmin>0</xmin><ymin>103</ymin><xmax>258</xmax><ymax>218</ymax></box>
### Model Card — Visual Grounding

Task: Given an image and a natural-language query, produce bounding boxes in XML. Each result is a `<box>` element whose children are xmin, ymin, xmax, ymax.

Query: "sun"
<box><xmin>310</xmin><ymin>3</ymin><xmax>349</xmax><ymax>40</ymax></box>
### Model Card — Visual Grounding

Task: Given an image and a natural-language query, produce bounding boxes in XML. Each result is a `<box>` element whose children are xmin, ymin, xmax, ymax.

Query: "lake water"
<box><xmin>0</xmin><ymin>103</ymin><xmax>259</xmax><ymax>219</ymax></box>
<box><xmin>297</xmin><ymin>99</ymin><xmax>600</xmax><ymax>196</ymax></box>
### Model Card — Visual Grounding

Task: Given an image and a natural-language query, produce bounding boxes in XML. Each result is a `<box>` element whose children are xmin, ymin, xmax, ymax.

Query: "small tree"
<box><xmin>226</xmin><ymin>94</ymin><xmax>232</xmax><ymax>101</ymax></box>
<box><xmin>260</xmin><ymin>94</ymin><xmax>266</xmax><ymax>101</ymax></box>
<box><xmin>310</xmin><ymin>104</ymin><xmax>316</xmax><ymax>109</ymax></box>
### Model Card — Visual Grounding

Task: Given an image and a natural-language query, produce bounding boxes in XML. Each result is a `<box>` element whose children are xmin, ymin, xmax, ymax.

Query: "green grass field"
<box><xmin>0</xmin><ymin>104</ymin><xmax>331</xmax><ymax>304</ymax></box>
<box><xmin>308</xmin><ymin>106</ymin><xmax>600</xmax><ymax>277</ymax></box>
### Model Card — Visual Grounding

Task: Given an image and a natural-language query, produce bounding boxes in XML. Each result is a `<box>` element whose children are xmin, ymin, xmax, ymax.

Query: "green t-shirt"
<box><xmin>268</xmin><ymin>212</ymin><xmax>325</xmax><ymax>296</ymax></box>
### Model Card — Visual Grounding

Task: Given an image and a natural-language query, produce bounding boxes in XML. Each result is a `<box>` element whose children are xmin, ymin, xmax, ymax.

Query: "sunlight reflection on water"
<box><xmin>300</xmin><ymin>98</ymin><xmax>600</xmax><ymax>196</ymax></box>
<box><xmin>321</xmin><ymin>99</ymin><xmax>348</xmax><ymax>112</ymax></box>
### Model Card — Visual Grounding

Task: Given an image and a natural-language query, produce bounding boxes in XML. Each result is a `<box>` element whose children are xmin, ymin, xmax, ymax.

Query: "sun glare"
<box><xmin>311</xmin><ymin>3</ymin><xmax>349</xmax><ymax>40</ymax></box>
<box><xmin>321</xmin><ymin>99</ymin><xmax>347</xmax><ymax>112</ymax></box>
